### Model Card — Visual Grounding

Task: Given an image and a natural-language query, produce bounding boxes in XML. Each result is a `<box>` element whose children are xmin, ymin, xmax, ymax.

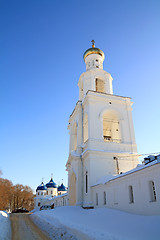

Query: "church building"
<box><xmin>66</xmin><ymin>41</ymin><xmax>160</xmax><ymax>215</ymax></box>
<box><xmin>35</xmin><ymin>42</ymin><xmax>160</xmax><ymax>216</ymax></box>
<box><xmin>66</xmin><ymin>41</ymin><xmax>139</xmax><ymax>207</ymax></box>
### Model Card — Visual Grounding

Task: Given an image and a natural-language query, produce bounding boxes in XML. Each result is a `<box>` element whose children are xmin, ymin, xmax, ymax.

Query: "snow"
<box><xmin>0</xmin><ymin>211</ymin><xmax>11</xmax><ymax>240</ymax></box>
<box><xmin>31</xmin><ymin>206</ymin><xmax>160</xmax><ymax>240</ymax></box>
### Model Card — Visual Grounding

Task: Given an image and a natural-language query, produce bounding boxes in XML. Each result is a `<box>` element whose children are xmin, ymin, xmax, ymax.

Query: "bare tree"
<box><xmin>0</xmin><ymin>177</ymin><xmax>34</xmax><ymax>211</ymax></box>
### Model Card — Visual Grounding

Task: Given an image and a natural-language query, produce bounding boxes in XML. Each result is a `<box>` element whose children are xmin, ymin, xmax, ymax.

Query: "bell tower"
<box><xmin>66</xmin><ymin>41</ymin><xmax>139</xmax><ymax>207</ymax></box>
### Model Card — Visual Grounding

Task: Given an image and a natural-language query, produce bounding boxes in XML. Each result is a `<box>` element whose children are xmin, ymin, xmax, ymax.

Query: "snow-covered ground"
<box><xmin>0</xmin><ymin>211</ymin><xmax>11</xmax><ymax>240</ymax></box>
<box><xmin>31</xmin><ymin>206</ymin><xmax>160</xmax><ymax>240</ymax></box>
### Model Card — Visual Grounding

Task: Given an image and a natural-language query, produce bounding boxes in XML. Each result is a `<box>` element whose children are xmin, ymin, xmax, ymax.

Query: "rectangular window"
<box><xmin>149</xmin><ymin>181</ymin><xmax>156</xmax><ymax>202</ymax></box>
<box><xmin>96</xmin><ymin>193</ymin><xmax>98</xmax><ymax>206</ymax></box>
<box><xmin>38</xmin><ymin>202</ymin><xmax>40</xmax><ymax>206</ymax></box>
<box><xmin>103</xmin><ymin>192</ymin><xmax>106</xmax><ymax>205</ymax></box>
<box><xmin>129</xmin><ymin>185</ymin><xmax>134</xmax><ymax>203</ymax></box>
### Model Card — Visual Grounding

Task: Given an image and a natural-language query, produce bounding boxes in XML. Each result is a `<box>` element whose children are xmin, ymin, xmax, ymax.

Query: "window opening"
<box><xmin>86</xmin><ymin>171</ymin><xmax>88</xmax><ymax>193</ymax></box>
<box><xmin>104</xmin><ymin>192</ymin><xmax>106</xmax><ymax>205</ymax></box>
<box><xmin>96</xmin><ymin>78</ymin><xmax>105</xmax><ymax>93</ymax></box>
<box><xmin>103</xmin><ymin>118</ymin><xmax>120</xmax><ymax>143</ymax></box>
<box><xmin>149</xmin><ymin>181</ymin><xmax>156</xmax><ymax>201</ymax></box>
<box><xmin>96</xmin><ymin>193</ymin><xmax>98</xmax><ymax>206</ymax></box>
<box><xmin>129</xmin><ymin>185</ymin><xmax>134</xmax><ymax>203</ymax></box>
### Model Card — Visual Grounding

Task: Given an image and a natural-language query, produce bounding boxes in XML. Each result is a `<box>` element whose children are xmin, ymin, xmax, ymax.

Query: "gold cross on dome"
<box><xmin>91</xmin><ymin>40</ymin><xmax>95</xmax><ymax>48</ymax></box>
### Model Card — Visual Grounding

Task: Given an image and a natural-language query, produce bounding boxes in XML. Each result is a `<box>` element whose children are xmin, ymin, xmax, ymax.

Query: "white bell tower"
<box><xmin>66</xmin><ymin>41</ymin><xmax>139</xmax><ymax>207</ymax></box>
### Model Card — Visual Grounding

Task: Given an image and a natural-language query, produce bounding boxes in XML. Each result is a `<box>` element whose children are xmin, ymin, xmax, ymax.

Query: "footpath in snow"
<box><xmin>32</xmin><ymin>206</ymin><xmax>160</xmax><ymax>240</ymax></box>
<box><xmin>0</xmin><ymin>211</ymin><xmax>11</xmax><ymax>240</ymax></box>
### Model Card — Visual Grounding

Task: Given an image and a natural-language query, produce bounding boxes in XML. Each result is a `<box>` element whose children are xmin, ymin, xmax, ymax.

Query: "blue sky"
<box><xmin>0</xmin><ymin>0</ymin><xmax>160</xmax><ymax>192</ymax></box>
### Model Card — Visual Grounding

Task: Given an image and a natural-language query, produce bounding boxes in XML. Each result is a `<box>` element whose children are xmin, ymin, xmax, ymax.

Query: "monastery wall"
<box><xmin>92</xmin><ymin>162</ymin><xmax>160</xmax><ymax>215</ymax></box>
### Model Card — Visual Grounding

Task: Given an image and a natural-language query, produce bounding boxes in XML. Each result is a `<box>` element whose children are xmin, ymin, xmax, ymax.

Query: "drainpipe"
<box><xmin>80</xmin><ymin>102</ymin><xmax>84</xmax><ymax>207</ymax></box>
<box><xmin>113</xmin><ymin>157</ymin><xmax>120</xmax><ymax>174</ymax></box>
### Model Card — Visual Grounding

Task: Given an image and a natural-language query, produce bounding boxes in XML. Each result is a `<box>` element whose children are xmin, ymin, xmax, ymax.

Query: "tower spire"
<box><xmin>91</xmin><ymin>40</ymin><xmax>95</xmax><ymax>48</ymax></box>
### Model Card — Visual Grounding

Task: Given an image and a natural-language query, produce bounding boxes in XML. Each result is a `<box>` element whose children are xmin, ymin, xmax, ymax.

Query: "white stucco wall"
<box><xmin>92</xmin><ymin>162</ymin><xmax>160</xmax><ymax>215</ymax></box>
<box><xmin>34</xmin><ymin>193</ymin><xmax>68</xmax><ymax>210</ymax></box>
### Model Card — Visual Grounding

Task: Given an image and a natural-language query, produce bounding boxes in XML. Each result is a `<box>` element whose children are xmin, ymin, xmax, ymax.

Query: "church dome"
<box><xmin>36</xmin><ymin>182</ymin><xmax>47</xmax><ymax>191</ymax></box>
<box><xmin>46</xmin><ymin>178</ymin><xmax>57</xmax><ymax>188</ymax></box>
<box><xmin>83</xmin><ymin>47</ymin><xmax>104</xmax><ymax>61</ymax></box>
<box><xmin>58</xmin><ymin>183</ymin><xmax>67</xmax><ymax>192</ymax></box>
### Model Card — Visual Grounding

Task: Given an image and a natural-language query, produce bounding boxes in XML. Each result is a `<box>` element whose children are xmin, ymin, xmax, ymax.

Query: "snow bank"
<box><xmin>32</xmin><ymin>206</ymin><xmax>160</xmax><ymax>240</ymax></box>
<box><xmin>0</xmin><ymin>211</ymin><xmax>11</xmax><ymax>240</ymax></box>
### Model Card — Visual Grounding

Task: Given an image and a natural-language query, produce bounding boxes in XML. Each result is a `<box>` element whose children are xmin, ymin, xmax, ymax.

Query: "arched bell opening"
<box><xmin>102</xmin><ymin>111</ymin><xmax>121</xmax><ymax>143</ymax></box>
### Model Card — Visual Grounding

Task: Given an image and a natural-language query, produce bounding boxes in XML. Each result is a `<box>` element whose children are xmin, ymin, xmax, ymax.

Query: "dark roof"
<box><xmin>46</xmin><ymin>178</ymin><xmax>57</xmax><ymax>188</ymax></box>
<box><xmin>36</xmin><ymin>182</ymin><xmax>47</xmax><ymax>191</ymax></box>
<box><xmin>58</xmin><ymin>183</ymin><xmax>67</xmax><ymax>192</ymax></box>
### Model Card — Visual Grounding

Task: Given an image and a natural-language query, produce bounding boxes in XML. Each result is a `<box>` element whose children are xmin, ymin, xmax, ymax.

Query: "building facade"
<box><xmin>34</xmin><ymin>178</ymin><xmax>67</xmax><ymax>209</ymax></box>
<box><xmin>66</xmin><ymin>42</ymin><xmax>139</xmax><ymax>207</ymax></box>
<box><xmin>92</xmin><ymin>157</ymin><xmax>160</xmax><ymax>215</ymax></box>
<box><xmin>35</xmin><ymin>43</ymin><xmax>160</xmax><ymax>216</ymax></box>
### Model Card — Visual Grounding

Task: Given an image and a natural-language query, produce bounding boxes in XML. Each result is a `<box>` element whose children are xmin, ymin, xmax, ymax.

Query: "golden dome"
<box><xmin>83</xmin><ymin>47</ymin><xmax>105</xmax><ymax>61</ymax></box>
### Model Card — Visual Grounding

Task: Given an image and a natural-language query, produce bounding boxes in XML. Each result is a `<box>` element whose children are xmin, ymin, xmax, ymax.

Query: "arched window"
<box><xmin>83</xmin><ymin>114</ymin><xmax>88</xmax><ymax>142</ymax></box>
<box><xmin>103</xmin><ymin>111</ymin><xmax>121</xmax><ymax>143</ymax></box>
<box><xmin>96</xmin><ymin>78</ymin><xmax>105</xmax><ymax>93</ymax></box>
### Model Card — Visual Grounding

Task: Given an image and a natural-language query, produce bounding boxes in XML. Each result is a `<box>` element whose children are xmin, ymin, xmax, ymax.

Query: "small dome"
<box><xmin>36</xmin><ymin>182</ymin><xmax>47</xmax><ymax>191</ymax></box>
<box><xmin>46</xmin><ymin>178</ymin><xmax>57</xmax><ymax>188</ymax></box>
<box><xmin>58</xmin><ymin>183</ymin><xmax>67</xmax><ymax>192</ymax></box>
<box><xmin>83</xmin><ymin>47</ymin><xmax>104</xmax><ymax>61</ymax></box>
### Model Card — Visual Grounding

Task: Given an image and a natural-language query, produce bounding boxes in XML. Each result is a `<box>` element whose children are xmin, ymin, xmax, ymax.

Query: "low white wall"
<box><xmin>92</xmin><ymin>162</ymin><xmax>160</xmax><ymax>215</ymax></box>
<box><xmin>46</xmin><ymin>194</ymin><xmax>69</xmax><ymax>207</ymax></box>
<box><xmin>34</xmin><ymin>194</ymin><xmax>69</xmax><ymax>210</ymax></box>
